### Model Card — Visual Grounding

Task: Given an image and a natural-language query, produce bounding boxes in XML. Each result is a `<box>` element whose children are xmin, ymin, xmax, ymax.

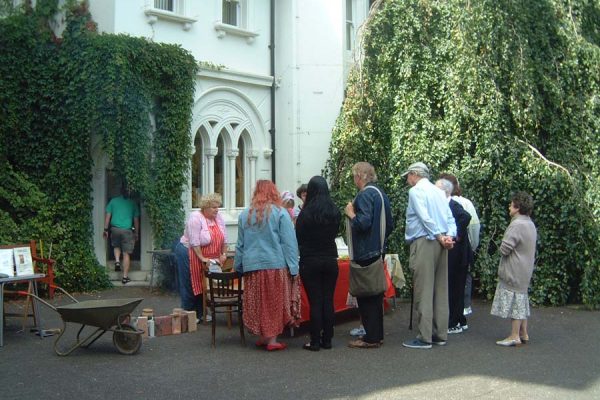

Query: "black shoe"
<box><xmin>115</xmin><ymin>262</ymin><xmax>121</xmax><ymax>272</ymax></box>
<box><xmin>431</xmin><ymin>336</ymin><xmax>447</xmax><ymax>346</ymax></box>
<box><xmin>320</xmin><ymin>341</ymin><xmax>332</xmax><ymax>350</ymax></box>
<box><xmin>303</xmin><ymin>343</ymin><xmax>320</xmax><ymax>352</ymax></box>
<box><xmin>121</xmin><ymin>276</ymin><xmax>131</xmax><ymax>284</ymax></box>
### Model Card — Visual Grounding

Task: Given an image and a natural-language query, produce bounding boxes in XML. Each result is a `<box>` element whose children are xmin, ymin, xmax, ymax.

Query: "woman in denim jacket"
<box><xmin>234</xmin><ymin>180</ymin><xmax>299</xmax><ymax>351</ymax></box>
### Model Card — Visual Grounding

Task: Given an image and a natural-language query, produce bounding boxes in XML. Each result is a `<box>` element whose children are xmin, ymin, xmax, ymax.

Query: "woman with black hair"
<box><xmin>296</xmin><ymin>176</ymin><xmax>342</xmax><ymax>351</ymax></box>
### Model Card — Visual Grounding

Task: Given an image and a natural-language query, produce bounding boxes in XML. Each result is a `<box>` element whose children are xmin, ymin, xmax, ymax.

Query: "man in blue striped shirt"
<box><xmin>401</xmin><ymin>162</ymin><xmax>456</xmax><ymax>349</ymax></box>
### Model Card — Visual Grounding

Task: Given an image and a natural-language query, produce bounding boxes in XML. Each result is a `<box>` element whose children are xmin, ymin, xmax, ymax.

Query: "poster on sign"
<box><xmin>13</xmin><ymin>247</ymin><xmax>34</xmax><ymax>276</ymax></box>
<box><xmin>0</xmin><ymin>249</ymin><xmax>15</xmax><ymax>277</ymax></box>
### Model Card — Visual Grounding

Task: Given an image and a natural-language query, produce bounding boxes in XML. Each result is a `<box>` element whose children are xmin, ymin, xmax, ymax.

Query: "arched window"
<box><xmin>191</xmin><ymin>127</ymin><xmax>205</xmax><ymax>208</ymax></box>
<box><xmin>214</xmin><ymin>133</ymin><xmax>225</xmax><ymax>199</ymax></box>
<box><xmin>192</xmin><ymin>91</ymin><xmax>264</xmax><ymax>214</ymax></box>
<box><xmin>235</xmin><ymin>135</ymin><xmax>246</xmax><ymax>207</ymax></box>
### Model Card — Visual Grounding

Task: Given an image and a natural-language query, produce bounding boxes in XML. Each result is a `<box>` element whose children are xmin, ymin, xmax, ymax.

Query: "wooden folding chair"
<box><xmin>204</xmin><ymin>270</ymin><xmax>245</xmax><ymax>347</ymax></box>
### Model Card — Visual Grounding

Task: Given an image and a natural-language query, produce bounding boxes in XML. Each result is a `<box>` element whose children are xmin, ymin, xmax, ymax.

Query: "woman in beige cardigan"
<box><xmin>491</xmin><ymin>191</ymin><xmax>537</xmax><ymax>347</ymax></box>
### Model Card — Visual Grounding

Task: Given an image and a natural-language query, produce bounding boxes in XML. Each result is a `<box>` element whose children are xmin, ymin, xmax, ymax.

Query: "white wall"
<box><xmin>274</xmin><ymin>0</ymin><xmax>345</xmax><ymax>198</ymax></box>
<box><xmin>83</xmin><ymin>0</ymin><xmax>372</xmax><ymax>269</ymax></box>
<box><xmin>89</xmin><ymin>0</ymin><xmax>271</xmax><ymax>76</ymax></box>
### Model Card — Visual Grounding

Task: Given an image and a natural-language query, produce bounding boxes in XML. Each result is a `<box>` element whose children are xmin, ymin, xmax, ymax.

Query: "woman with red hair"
<box><xmin>234</xmin><ymin>180</ymin><xmax>300</xmax><ymax>351</ymax></box>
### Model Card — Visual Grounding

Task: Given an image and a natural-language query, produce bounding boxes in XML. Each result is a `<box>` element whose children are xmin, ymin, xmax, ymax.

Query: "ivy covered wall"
<box><xmin>0</xmin><ymin>0</ymin><xmax>198</xmax><ymax>291</ymax></box>
<box><xmin>326</xmin><ymin>0</ymin><xmax>600</xmax><ymax>307</ymax></box>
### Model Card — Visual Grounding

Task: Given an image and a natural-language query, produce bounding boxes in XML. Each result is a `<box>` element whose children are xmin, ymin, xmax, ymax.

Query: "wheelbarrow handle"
<box><xmin>17</xmin><ymin>284</ymin><xmax>79</xmax><ymax>312</ymax></box>
<box><xmin>17</xmin><ymin>290</ymin><xmax>57</xmax><ymax>311</ymax></box>
<box><xmin>49</xmin><ymin>284</ymin><xmax>79</xmax><ymax>303</ymax></box>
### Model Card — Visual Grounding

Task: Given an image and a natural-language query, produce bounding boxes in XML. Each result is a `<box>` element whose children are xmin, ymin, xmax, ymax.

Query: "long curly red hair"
<box><xmin>247</xmin><ymin>180</ymin><xmax>282</xmax><ymax>225</ymax></box>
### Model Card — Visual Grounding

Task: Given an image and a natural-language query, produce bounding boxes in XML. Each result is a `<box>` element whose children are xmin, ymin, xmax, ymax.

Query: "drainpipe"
<box><xmin>269</xmin><ymin>0</ymin><xmax>276</xmax><ymax>182</ymax></box>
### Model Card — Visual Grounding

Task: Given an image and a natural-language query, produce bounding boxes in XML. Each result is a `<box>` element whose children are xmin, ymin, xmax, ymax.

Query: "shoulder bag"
<box><xmin>347</xmin><ymin>186</ymin><xmax>388</xmax><ymax>297</ymax></box>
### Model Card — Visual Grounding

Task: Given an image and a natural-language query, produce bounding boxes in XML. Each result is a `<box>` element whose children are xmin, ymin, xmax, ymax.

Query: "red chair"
<box><xmin>1</xmin><ymin>241</ymin><xmax>56</xmax><ymax>331</ymax></box>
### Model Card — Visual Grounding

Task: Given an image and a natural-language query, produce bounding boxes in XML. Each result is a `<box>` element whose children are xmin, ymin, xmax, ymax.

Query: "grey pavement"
<box><xmin>1</xmin><ymin>287</ymin><xmax>599</xmax><ymax>400</ymax></box>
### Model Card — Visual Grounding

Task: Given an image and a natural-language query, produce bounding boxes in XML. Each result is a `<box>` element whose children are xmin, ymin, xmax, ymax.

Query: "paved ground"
<box><xmin>1</xmin><ymin>287</ymin><xmax>599</xmax><ymax>400</ymax></box>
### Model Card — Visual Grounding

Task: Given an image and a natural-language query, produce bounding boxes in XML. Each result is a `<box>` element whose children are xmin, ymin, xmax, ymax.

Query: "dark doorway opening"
<box><xmin>105</xmin><ymin>170</ymin><xmax>141</xmax><ymax>262</ymax></box>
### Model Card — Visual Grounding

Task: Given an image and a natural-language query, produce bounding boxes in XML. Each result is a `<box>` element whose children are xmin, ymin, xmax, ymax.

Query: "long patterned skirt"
<box><xmin>243</xmin><ymin>268</ymin><xmax>301</xmax><ymax>338</ymax></box>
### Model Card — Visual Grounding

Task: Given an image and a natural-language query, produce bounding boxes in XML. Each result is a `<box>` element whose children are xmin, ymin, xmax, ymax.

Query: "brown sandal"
<box><xmin>348</xmin><ymin>339</ymin><xmax>381</xmax><ymax>349</ymax></box>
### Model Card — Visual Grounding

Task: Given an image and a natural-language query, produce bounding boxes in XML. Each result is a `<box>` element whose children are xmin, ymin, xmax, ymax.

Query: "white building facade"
<box><xmin>84</xmin><ymin>0</ymin><xmax>375</xmax><ymax>279</ymax></box>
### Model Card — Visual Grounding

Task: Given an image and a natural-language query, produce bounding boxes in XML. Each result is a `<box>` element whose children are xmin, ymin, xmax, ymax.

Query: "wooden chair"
<box><xmin>201</xmin><ymin>257</ymin><xmax>234</xmax><ymax>324</ymax></box>
<box><xmin>204</xmin><ymin>270</ymin><xmax>245</xmax><ymax>347</ymax></box>
<box><xmin>0</xmin><ymin>240</ymin><xmax>56</xmax><ymax>299</ymax></box>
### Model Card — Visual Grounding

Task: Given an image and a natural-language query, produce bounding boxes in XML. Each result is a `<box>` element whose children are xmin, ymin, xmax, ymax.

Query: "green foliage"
<box><xmin>0</xmin><ymin>1</ymin><xmax>197</xmax><ymax>291</ymax></box>
<box><xmin>326</xmin><ymin>0</ymin><xmax>600</xmax><ymax>307</ymax></box>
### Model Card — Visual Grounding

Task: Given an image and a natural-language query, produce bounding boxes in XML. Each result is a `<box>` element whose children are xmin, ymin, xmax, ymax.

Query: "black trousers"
<box><xmin>300</xmin><ymin>256</ymin><xmax>339</xmax><ymax>345</ymax></box>
<box><xmin>448</xmin><ymin>259</ymin><xmax>468</xmax><ymax>328</ymax></box>
<box><xmin>357</xmin><ymin>292</ymin><xmax>384</xmax><ymax>344</ymax></box>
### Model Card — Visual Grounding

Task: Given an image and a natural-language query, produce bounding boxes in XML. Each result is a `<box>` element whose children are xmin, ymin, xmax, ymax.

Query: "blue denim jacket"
<box><xmin>234</xmin><ymin>206</ymin><xmax>299</xmax><ymax>276</ymax></box>
<box><xmin>349</xmin><ymin>183</ymin><xmax>394</xmax><ymax>262</ymax></box>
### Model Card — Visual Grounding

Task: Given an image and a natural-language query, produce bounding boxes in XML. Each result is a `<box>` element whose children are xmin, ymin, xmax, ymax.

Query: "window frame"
<box><xmin>221</xmin><ymin>0</ymin><xmax>246</xmax><ymax>29</ymax></box>
<box><xmin>145</xmin><ymin>0</ymin><xmax>197</xmax><ymax>30</ymax></box>
<box><xmin>192</xmin><ymin>122</ymin><xmax>252</xmax><ymax>212</ymax></box>
<box><xmin>345</xmin><ymin>0</ymin><xmax>355</xmax><ymax>52</ymax></box>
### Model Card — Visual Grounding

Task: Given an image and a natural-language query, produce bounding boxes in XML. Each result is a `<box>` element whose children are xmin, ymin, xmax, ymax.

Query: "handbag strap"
<box><xmin>346</xmin><ymin>185</ymin><xmax>386</xmax><ymax>259</ymax></box>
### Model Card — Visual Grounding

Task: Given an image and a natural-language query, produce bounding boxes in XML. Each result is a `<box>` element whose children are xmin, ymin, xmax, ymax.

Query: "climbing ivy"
<box><xmin>326</xmin><ymin>0</ymin><xmax>600</xmax><ymax>308</ymax></box>
<box><xmin>0</xmin><ymin>0</ymin><xmax>197</xmax><ymax>291</ymax></box>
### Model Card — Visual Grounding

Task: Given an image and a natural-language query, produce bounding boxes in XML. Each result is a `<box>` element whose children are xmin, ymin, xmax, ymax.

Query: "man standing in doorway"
<box><xmin>401</xmin><ymin>162</ymin><xmax>456</xmax><ymax>349</ymax></box>
<box><xmin>103</xmin><ymin>185</ymin><xmax>140</xmax><ymax>284</ymax></box>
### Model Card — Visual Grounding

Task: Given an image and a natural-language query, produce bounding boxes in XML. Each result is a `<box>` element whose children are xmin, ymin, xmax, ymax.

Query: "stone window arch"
<box><xmin>191</xmin><ymin>87</ymin><xmax>265</xmax><ymax>214</ymax></box>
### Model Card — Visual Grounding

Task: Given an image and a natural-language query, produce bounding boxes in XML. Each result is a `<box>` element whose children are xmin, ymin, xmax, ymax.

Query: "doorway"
<box><xmin>105</xmin><ymin>170</ymin><xmax>141</xmax><ymax>263</ymax></box>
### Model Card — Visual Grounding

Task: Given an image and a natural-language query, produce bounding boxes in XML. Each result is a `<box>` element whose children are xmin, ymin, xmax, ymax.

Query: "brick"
<box><xmin>172</xmin><ymin>313</ymin><xmax>182</xmax><ymax>335</ymax></box>
<box><xmin>185</xmin><ymin>311</ymin><xmax>197</xmax><ymax>332</ymax></box>
<box><xmin>180</xmin><ymin>313</ymin><xmax>188</xmax><ymax>333</ymax></box>
<box><xmin>136</xmin><ymin>316</ymin><xmax>148</xmax><ymax>338</ymax></box>
<box><xmin>154</xmin><ymin>315</ymin><xmax>172</xmax><ymax>336</ymax></box>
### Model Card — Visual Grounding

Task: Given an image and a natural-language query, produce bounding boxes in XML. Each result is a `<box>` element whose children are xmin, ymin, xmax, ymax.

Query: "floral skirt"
<box><xmin>243</xmin><ymin>268</ymin><xmax>301</xmax><ymax>338</ymax></box>
<box><xmin>490</xmin><ymin>283</ymin><xmax>530</xmax><ymax>320</ymax></box>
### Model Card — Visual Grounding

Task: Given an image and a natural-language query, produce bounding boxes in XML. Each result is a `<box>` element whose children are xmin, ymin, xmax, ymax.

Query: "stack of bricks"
<box><xmin>136</xmin><ymin>308</ymin><xmax>197</xmax><ymax>337</ymax></box>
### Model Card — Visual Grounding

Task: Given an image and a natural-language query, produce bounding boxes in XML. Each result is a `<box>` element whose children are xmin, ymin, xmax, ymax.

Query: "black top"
<box><xmin>295</xmin><ymin>176</ymin><xmax>341</xmax><ymax>259</ymax></box>
<box><xmin>296</xmin><ymin>208</ymin><xmax>339</xmax><ymax>258</ymax></box>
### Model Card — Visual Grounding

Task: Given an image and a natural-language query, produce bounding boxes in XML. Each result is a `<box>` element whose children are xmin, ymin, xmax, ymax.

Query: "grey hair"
<box><xmin>412</xmin><ymin>168</ymin><xmax>430</xmax><ymax>179</ymax></box>
<box><xmin>435</xmin><ymin>179</ymin><xmax>454</xmax><ymax>197</ymax></box>
<box><xmin>198</xmin><ymin>193</ymin><xmax>222</xmax><ymax>210</ymax></box>
<box><xmin>352</xmin><ymin>162</ymin><xmax>378</xmax><ymax>183</ymax></box>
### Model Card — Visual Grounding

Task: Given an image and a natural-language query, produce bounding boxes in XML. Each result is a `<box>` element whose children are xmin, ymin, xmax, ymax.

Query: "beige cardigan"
<box><xmin>498</xmin><ymin>215</ymin><xmax>537</xmax><ymax>293</ymax></box>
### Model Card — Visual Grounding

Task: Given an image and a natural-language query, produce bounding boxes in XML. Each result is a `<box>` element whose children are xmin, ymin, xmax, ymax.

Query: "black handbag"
<box><xmin>347</xmin><ymin>186</ymin><xmax>388</xmax><ymax>297</ymax></box>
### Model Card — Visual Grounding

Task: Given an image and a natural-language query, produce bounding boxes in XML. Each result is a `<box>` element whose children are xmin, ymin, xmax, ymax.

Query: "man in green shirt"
<box><xmin>103</xmin><ymin>186</ymin><xmax>140</xmax><ymax>284</ymax></box>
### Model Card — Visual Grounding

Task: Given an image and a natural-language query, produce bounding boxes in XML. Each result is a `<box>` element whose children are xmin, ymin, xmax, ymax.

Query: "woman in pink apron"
<box><xmin>175</xmin><ymin>193</ymin><xmax>227</xmax><ymax>322</ymax></box>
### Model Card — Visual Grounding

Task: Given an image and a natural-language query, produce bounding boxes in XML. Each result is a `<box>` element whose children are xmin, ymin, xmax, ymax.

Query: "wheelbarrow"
<box><xmin>26</xmin><ymin>287</ymin><xmax>144</xmax><ymax>356</ymax></box>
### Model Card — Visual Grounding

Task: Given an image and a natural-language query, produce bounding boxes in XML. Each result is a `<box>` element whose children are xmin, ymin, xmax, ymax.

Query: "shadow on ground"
<box><xmin>2</xmin><ymin>287</ymin><xmax>599</xmax><ymax>400</ymax></box>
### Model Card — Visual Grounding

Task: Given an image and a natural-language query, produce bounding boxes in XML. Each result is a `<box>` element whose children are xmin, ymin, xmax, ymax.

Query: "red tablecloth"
<box><xmin>299</xmin><ymin>259</ymin><xmax>395</xmax><ymax>322</ymax></box>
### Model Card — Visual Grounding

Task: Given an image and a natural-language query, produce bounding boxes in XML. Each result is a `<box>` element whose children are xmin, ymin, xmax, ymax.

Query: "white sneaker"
<box><xmin>204</xmin><ymin>314</ymin><xmax>212</xmax><ymax>322</ymax></box>
<box><xmin>349</xmin><ymin>326</ymin><xmax>366</xmax><ymax>336</ymax></box>
<box><xmin>448</xmin><ymin>325</ymin><xmax>463</xmax><ymax>334</ymax></box>
<box><xmin>463</xmin><ymin>306</ymin><xmax>472</xmax><ymax>316</ymax></box>
<box><xmin>461</xmin><ymin>324</ymin><xmax>469</xmax><ymax>331</ymax></box>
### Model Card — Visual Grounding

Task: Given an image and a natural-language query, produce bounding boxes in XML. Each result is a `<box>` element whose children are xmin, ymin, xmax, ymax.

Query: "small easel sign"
<box><xmin>13</xmin><ymin>247</ymin><xmax>34</xmax><ymax>276</ymax></box>
<box><xmin>0</xmin><ymin>248</ymin><xmax>15</xmax><ymax>277</ymax></box>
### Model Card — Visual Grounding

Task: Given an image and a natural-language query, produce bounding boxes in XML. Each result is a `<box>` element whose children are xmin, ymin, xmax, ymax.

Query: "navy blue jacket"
<box><xmin>349</xmin><ymin>183</ymin><xmax>394</xmax><ymax>262</ymax></box>
<box><xmin>448</xmin><ymin>199</ymin><xmax>472</xmax><ymax>267</ymax></box>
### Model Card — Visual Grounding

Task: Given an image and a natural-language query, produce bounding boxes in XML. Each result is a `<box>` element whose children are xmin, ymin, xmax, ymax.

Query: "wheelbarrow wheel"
<box><xmin>113</xmin><ymin>324</ymin><xmax>142</xmax><ymax>355</ymax></box>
